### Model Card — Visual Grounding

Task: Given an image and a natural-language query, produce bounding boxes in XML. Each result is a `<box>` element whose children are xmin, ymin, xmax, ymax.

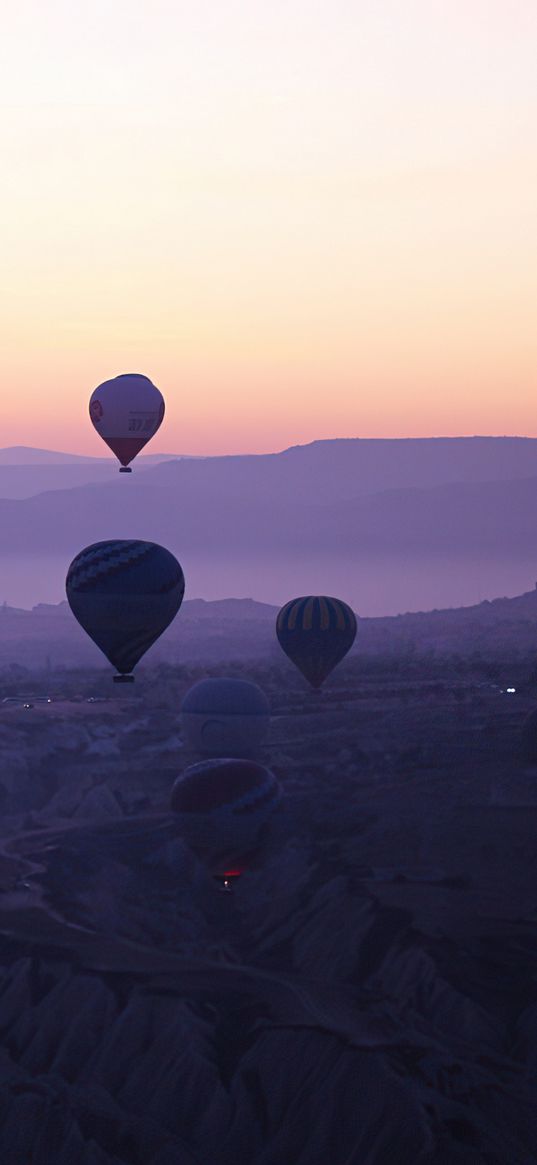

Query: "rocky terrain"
<box><xmin>0</xmin><ymin>660</ymin><xmax>537</xmax><ymax>1161</ymax></box>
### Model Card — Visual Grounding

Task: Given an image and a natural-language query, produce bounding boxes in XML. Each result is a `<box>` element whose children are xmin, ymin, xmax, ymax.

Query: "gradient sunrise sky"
<box><xmin>2</xmin><ymin>1</ymin><xmax>536</xmax><ymax>455</ymax></box>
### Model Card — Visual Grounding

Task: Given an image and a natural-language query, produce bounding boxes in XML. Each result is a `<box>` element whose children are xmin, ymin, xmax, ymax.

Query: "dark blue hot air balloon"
<box><xmin>170</xmin><ymin>758</ymin><xmax>281</xmax><ymax>875</ymax></box>
<box><xmin>276</xmin><ymin>595</ymin><xmax>357</xmax><ymax>688</ymax></box>
<box><xmin>66</xmin><ymin>540</ymin><xmax>185</xmax><ymax>681</ymax></box>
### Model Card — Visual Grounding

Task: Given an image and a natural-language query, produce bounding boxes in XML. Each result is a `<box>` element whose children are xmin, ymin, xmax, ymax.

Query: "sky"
<box><xmin>1</xmin><ymin>1</ymin><xmax>536</xmax><ymax>455</ymax></box>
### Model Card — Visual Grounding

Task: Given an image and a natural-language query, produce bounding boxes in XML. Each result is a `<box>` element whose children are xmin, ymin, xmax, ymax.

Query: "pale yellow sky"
<box><xmin>1</xmin><ymin>1</ymin><xmax>536</xmax><ymax>453</ymax></box>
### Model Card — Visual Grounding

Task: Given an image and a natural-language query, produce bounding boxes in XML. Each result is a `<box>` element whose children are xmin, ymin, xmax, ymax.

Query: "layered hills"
<box><xmin>1</xmin><ymin>434</ymin><xmax>536</xmax><ymax>614</ymax></box>
<box><xmin>1</xmin><ymin>586</ymin><xmax>537</xmax><ymax>672</ymax></box>
<box><xmin>0</xmin><ymin>435</ymin><xmax>536</xmax><ymax>555</ymax></box>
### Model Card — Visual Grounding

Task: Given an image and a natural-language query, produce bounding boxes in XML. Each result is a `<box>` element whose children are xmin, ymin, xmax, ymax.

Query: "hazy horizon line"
<box><xmin>4</xmin><ymin>432</ymin><xmax>537</xmax><ymax>463</ymax></box>
<box><xmin>3</xmin><ymin>583</ymin><xmax>533</xmax><ymax>620</ymax></box>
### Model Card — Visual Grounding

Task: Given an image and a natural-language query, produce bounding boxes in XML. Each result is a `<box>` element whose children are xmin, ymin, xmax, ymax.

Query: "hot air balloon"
<box><xmin>276</xmin><ymin>595</ymin><xmax>357</xmax><ymax>689</ymax></box>
<box><xmin>181</xmin><ymin>678</ymin><xmax>270</xmax><ymax>757</ymax></box>
<box><xmin>89</xmin><ymin>373</ymin><xmax>165</xmax><ymax>471</ymax></box>
<box><xmin>66</xmin><ymin>540</ymin><xmax>185</xmax><ymax>682</ymax></box>
<box><xmin>170</xmin><ymin>758</ymin><xmax>281</xmax><ymax>876</ymax></box>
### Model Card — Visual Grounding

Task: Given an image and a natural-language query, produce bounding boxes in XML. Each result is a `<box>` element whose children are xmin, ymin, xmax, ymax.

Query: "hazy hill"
<box><xmin>2</xmin><ymin>464</ymin><xmax>537</xmax><ymax>556</ymax></box>
<box><xmin>0</xmin><ymin>446</ymin><xmax>185</xmax><ymax>464</ymax></box>
<box><xmin>0</xmin><ymin>446</ymin><xmax>103</xmax><ymax>464</ymax></box>
<box><xmin>2</xmin><ymin>436</ymin><xmax>537</xmax><ymax>612</ymax></box>
<box><xmin>2</xmin><ymin>588</ymin><xmax>537</xmax><ymax>671</ymax></box>
<box><xmin>127</xmin><ymin>434</ymin><xmax>537</xmax><ymax>504</ymax></box>
<box><xmin>0</xmin><ymin>447</ymin><xmax>191</xmax><ymax>498</ymax></box>
<box><xmin>2</xmin><ymin>434</ymin><xmax>537</xmax><ymax>501</ymax></box>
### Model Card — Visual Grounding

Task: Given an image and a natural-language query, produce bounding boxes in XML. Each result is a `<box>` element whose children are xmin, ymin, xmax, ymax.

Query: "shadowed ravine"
<box><xmin>0</xmin><ymin>665</ymin><xmax>537</xmax><ymax>1161</ymax></box>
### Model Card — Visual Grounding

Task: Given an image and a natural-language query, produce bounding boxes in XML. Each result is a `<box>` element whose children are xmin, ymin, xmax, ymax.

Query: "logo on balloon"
<box><xmin>90</xmin><ymin>400</ymin><xmax>103</xmax><ymax>423</ymax></box>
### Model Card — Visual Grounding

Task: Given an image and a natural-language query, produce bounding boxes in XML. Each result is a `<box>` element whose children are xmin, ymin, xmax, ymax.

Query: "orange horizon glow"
<box><xmin>1</xmin><ymin>2</ymin><xmax>536</xmax><ymax>457</ymax></box>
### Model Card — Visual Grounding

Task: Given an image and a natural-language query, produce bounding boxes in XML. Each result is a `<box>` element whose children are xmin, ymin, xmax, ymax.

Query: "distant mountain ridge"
<box><xmin>130</xmin><ymin>435</ymin><xmax>537</xmax><ymax>505</ymax></box>
<box><xmin>3</xmin><ymin>433</ymin><xmax>537</xmax><ymax>485</ymax></box>
<box><xmin>0</xmin><ymin>447</ymin><xmax>103</xmax><ymax>465</ymax></box>
<box><xmin>0</xmin><ymin>446</ymin><xmax>186</xmax><ymax>465</ymax></box>
<box><xmin>0</xmin><ymin>447</ymin><xmax>194</xmax><ymax>499</ymax></box>
<box><xmin>2</xmin><ymin>459</ymin><xmax>537</xmax><ymax>555</ymax></box>
<box><xmin>2</xmin><ymin>436</ymin><xmax>537</xmax><ymax>613</ymax></box>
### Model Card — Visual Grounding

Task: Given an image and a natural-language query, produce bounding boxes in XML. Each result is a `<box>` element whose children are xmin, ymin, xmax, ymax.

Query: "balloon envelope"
<box><xmin>89</xmin><ymin>373</ymin><xmax>165</xmax><ymax>468</ymax></box>
<box><xmin>171</xmin><ymin>758</ymin><xmax>281</xmax><ymax>872</ymax></box>
<box><xmin>181</xmin><ymin>678</ymin><xmax>270</xmax><ymax>757</ymax></box>
<box><xmin>66</xmin><ymin>540</ymin><xmax>185</xmax><ymax>677</ymax></box>
<box><xmin>276</xmin><ymin>595</ymin><xmax>357</xmax><ymax>688</ymax></box>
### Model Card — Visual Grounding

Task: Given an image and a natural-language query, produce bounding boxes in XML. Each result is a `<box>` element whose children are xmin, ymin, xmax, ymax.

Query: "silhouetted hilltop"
<box><xmin>2</xmin><ymin>588</ymin><xmax>537</xmax><ymax>671</ymax></box>
<box><xmin>140</xmin><ymin>435</ymin><xmax>537</xmax><ymax>501</ymax></box>
<box><xmin>359</xmin><ymin>585</ymin><xmax>537</xmax><ymax>655</ymax></box>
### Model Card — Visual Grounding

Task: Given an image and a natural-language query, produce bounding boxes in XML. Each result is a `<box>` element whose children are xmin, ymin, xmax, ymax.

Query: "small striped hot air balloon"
<box><xmin>89</xmin><ymin>373</ymin><xmax>165</xmax><ymax>472</ymax></box>
<box><xmin>66</xmin><ymin>540</ymin><xmax>185</xmax><ymax>681</ymax></box>
<box><xmin>170</xmin><ymin>758</ymin><xmax>281</xmax><ymax>876</ymax></box>
<box><xmin>276</xmin><ymin>595</ymin><xmax>357</xmax><ymax>688</ymax></box>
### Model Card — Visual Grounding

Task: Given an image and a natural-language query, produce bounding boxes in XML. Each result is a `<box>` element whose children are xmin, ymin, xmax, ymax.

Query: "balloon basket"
<box><xmin>213</xmin><ymin>872</ymin><xmax>242</xmax><ymax>893</ymax></box>
<box><xmin>119</xmin><ymin>467</ymin><xmax>132</xmax><ymax>473</ymax></box>
<box><xmin>113</xmin><ymin>674</ymin><xmax>135</xmax><ymax>684</ymax></box>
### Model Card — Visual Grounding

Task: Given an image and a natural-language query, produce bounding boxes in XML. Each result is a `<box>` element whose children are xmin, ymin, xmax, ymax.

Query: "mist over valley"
<box><xmin>2</xmin><ymin>436</ymin><xmax>537</xmax><ymax>614</ymax></box>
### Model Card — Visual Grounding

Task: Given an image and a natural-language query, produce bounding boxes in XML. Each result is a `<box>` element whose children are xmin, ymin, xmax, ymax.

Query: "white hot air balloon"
<box><xmin>181</xmin><ymin>678</ymin><xmax>270</xmax><ymax>757</ymax></box>
<box><xmin>89</xmin><ymin>373</ymin><xmax>165</xmax><ymax>472</ymax></box>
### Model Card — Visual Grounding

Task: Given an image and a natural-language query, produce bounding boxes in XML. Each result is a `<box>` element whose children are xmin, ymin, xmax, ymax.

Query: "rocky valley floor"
<box><xmin>0</xmin><ymin>661</ymin><xmax>537</xmax><ymax>1162</ymax></box>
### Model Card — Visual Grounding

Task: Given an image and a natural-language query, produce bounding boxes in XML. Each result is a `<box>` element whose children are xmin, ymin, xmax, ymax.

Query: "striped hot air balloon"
<box><xmin>276</xmin><ymin>595</ymin><xmax>357</xmax><ymax>688</ymax></box>
<box><xmin>170</xmin><ymin>758</ymin><xmax>281</xmax><ymax>874</ymax></box>
<box><xmin>66</xmin><ymin>540</ymin><xmax>185</xmax><ymax>681</ymax></box>
<box><xmin>89</xmin><ymin>373</ymin><xmax>165</xmax><ymax>471</ymax></box>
